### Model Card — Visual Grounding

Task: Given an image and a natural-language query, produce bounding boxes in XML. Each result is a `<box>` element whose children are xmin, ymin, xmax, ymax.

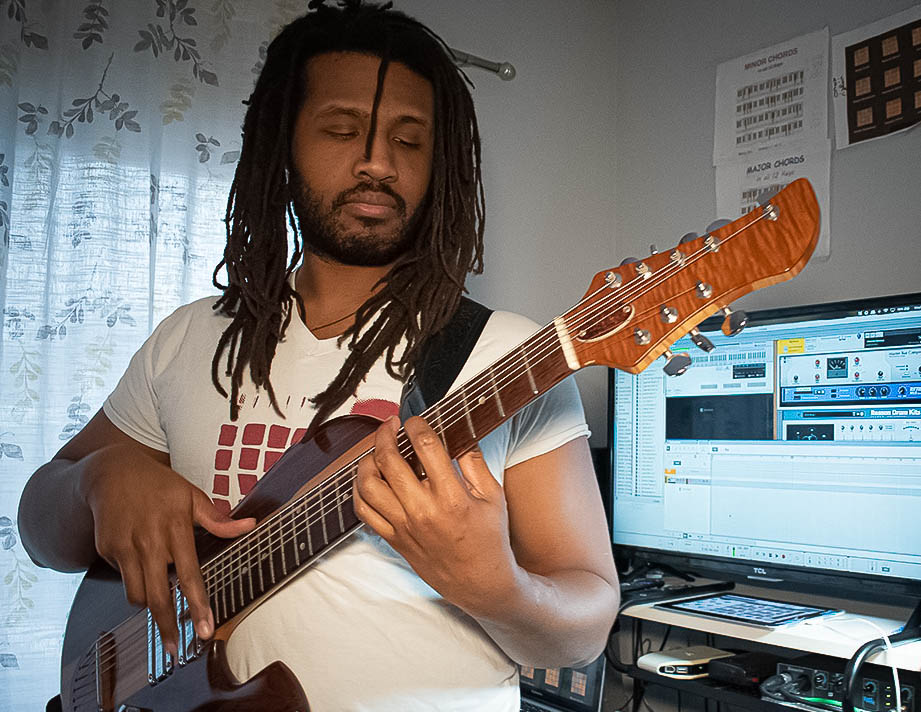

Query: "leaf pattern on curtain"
<box><xmin>0</xmin><ymin>1</ymin><xmax>305</xmax><ymax>708</ymax></box>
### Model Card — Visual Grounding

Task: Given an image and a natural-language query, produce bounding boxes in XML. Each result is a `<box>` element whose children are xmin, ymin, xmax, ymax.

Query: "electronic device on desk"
<box><xmin>761</xmin><ymin>652</ymin><xmax>920</xmax><ymax>712</ymax></box>
<box><xmin>709</xmin><ymin>651</ymin><xmax>799</xmax><ymax>690</ymax></box>
<box><xmin>608</xmin><ymin>290</ymin><xmax>921</xmax><ymax>606</ymax></box>
<box><xmin>519</xmin><ymin>654</ymin><xmax>605</xmax><ymax>712</ymax></box>
<box><xmin>637</xmin><ymin>645</ymin><xmax>733</xmax><ymax>679</ymax></box>
<box><xmin>655</xmin><ymin>593</ymin><xmax>842</xmax><ymax>627</ymax></box>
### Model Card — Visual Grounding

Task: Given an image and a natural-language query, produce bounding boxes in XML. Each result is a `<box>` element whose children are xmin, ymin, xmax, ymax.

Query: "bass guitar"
<box><xmin>57</xmin><ymin>178</ymin><xmax>820</xmax><ymax>711</ymax></box>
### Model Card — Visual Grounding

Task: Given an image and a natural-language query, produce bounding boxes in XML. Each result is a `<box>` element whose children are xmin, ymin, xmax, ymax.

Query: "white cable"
<box><xmin>804</xmin><ymin>616</ymin><xmax>903</xmax><ymax>712</ymax></box>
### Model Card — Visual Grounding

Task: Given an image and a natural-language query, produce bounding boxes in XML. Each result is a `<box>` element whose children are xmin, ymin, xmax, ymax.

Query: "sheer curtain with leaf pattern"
<box><xmin>0</xmin><ymin>2</ymin><xmax>305</xmax><ymax>709</ymax></box>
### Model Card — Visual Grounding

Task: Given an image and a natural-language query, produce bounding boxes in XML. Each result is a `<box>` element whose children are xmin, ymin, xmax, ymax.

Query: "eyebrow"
<box><xmin>315</xmin><ymin>105</ymin><xmax>429</xmax><ymax>128</ymax></box>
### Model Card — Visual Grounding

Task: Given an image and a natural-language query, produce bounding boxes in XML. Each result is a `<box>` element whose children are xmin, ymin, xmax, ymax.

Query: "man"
<box><xmin>19</xmin><ymin>2</ymin><xmax>619</xmax><ymax>710</ymax></box>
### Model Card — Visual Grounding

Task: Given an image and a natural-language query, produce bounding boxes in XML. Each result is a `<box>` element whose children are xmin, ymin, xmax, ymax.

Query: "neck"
<box><xmin>295</xmin><ymin>253</ymin><xmax>391</xmax><ymax>337</ymax></box>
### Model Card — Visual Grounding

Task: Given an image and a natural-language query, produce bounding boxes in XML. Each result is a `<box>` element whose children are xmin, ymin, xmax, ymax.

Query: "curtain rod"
<box><xmin>450</xmin><ymin>48</ymin><xmax>516</xmax><ymax>81</ymax></box>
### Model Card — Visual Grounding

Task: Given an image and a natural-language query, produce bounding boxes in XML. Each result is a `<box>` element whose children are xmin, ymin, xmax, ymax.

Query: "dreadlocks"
<box><xmin>211</xmin><ymin>0</ymin><xmax>485</xmax><ymax>426</ymax></box>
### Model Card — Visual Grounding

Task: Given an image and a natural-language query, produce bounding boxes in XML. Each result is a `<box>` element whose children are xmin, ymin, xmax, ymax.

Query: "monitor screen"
<box><xmin>608</xmin><ymin>291</ymin><xmax>921</xmax><ymax>601</ymax></box>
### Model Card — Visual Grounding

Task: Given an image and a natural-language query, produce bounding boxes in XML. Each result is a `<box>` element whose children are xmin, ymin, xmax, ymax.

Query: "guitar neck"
<box><xmin>198</xmin><ymin>322</ymin><xmax>576</xmax><ymax>628</ymax></box>
<box><xmin>401</xmin><ymin>321</ymin><xmax>576</xmax><ymax>461</ymax></box>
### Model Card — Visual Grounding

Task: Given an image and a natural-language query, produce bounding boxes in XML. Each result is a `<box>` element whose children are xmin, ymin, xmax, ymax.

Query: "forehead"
<box><xmin>302</xmin><ymin>51</ymin><xmax>434</xmax><ymax>123</ymax></box>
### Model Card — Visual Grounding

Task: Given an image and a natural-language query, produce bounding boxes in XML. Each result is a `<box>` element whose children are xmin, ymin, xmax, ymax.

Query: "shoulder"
<box><xmin>447</xmin><ymin>308</ymin><xmax>541</xmax><ymax>389</ymax></box>
<box><xmin>475</xmin><ymin>309</ymin><xmax>541</xmax><ymax>356</ymax></box>
<box><xmin>140</xmin><ymin>295</ymin><xmax>227</xmax><ymax>369</ymax></box>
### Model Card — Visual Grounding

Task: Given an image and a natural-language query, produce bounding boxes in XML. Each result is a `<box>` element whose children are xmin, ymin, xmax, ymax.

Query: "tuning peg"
<box><xmin>689</xmin><ymin>328</ymin><xmax>715</xmax><ymax>352</ymax></box>
<box><xmin>663</xmin><ymin>350</ymin><xmax>692</xmax><ymax>376</ymax></box>
<box><xmin>649</xmin><ymin>244</ymin><xmax>658</xmax><ymax>255</ymax></box>
<box><xmin>619</xmin><ymin>256</ymin><xmax>639</xmax><ymax>266</ymax></box>
<box><xmin>679</xmin><ymin>231</ymin><xmax>699</xmax><ymax>244</ymax></box>
<box><xmin>705</xmin><ymin>218</ymin><xmax>732</xmax><ymax>233</ymax></box>
<box><xmin>721</xmin><ymin>307</ymin><xmax>748</xmax><ymax>336</ymax></box>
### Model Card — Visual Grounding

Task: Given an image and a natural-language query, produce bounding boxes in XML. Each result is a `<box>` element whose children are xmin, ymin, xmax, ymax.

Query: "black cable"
<box><xmin>841</xmin><ymin>599</ymin><xmax>921</xmax><ymax>712</ymax></box>
<box><xmin>658</xmin><ymin>625</ymin><xmax>673</xmax><ymax>652</ymax></box>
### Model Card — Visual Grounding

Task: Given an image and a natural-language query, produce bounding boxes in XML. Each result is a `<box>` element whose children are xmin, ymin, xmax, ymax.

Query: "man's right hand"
<box><xmin>78</xmin><ymin>443</ymin><xmax>256</xmax><ymax>656</ymax></box>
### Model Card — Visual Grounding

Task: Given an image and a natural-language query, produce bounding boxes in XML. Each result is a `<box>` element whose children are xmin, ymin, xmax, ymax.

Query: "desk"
<box><xmin>621</xmin><ymin>598</ymin><xmax>921</xmax><ymax>669</ymax></box>
<box><xmin>605</xmin><ymin>585</ymin><xmax>920</xmax><ymax>712</ymax></box>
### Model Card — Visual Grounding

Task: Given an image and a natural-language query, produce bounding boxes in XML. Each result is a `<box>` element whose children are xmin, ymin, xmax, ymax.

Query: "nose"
<box><xmin>353</xmin><ymin>131</ymin><xmax>397</xmax><ymax>183</ymax></box>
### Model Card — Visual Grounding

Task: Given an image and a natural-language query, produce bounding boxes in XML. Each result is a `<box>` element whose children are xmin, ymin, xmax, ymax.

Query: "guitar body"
<box><xmin>59</xmin><ymin>415</ymin><xmax>381</xmax><ymax>712</ymax></box>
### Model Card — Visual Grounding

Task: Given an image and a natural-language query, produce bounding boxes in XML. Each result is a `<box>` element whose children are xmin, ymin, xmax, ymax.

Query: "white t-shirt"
<box><xmin>103</xmin><ymin>294</ymin><xmax>590</xmax><ymax>712</ymax></box>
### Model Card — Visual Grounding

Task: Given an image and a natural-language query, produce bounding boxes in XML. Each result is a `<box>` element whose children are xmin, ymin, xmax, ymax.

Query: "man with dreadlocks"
<box><xmin>20</xmin><ymin>2</ymin><xmax>619</xmax><ymax>709</ymax></box>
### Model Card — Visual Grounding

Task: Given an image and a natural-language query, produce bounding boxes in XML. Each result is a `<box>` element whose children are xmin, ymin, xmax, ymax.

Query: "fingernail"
<box><xmin>198</xmin><ymin>618</ymin><xmax>212</xmax><ymax>638</ymax></box>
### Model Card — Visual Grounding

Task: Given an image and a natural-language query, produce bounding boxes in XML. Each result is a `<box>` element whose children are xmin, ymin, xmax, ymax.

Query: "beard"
<box><xmin>290</xmin><ymin>175</ymin><xmax>425</xmax><ymax>267</ymax></box>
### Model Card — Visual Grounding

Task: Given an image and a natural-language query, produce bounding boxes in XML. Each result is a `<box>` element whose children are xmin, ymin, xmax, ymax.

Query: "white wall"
<box><xmin>612</xmin><ymin>0</ymin><xmax>921</xmax><ymax>311</ymax></box>
<box><xmin>398</xmin><ymin>0</ymin><xmax>620</xmax><ymax>447</ymax></box>
<box><xmin>398</xmin><ymin>0</ymin><xmax>921</xmax><ymax>450</ymax></box>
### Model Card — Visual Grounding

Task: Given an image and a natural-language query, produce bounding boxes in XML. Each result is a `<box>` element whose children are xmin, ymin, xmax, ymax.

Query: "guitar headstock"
<box><xmin>566</xmin><ymin>178</ymin><xmax>819</xmax><ymax>374</ymax></box>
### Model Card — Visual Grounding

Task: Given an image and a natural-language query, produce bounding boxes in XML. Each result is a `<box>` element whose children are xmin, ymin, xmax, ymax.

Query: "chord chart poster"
<box><xmin>714</xmin><ymin>28</ymin><xmax>829</xmax><ymax>164</ymax></box>
<box><xmin>715</xmin><ymin>141</ymin><xmax>831</xmax><ymax>259</ymax></box>
<box><xmin>831</xmin><ymin>5</ymin><xmax>921</xmax><ymax>149</ymax></box>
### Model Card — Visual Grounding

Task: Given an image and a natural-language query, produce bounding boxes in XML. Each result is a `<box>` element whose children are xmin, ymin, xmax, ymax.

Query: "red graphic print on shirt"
<box><xmin>209</xmin><ymin>398</ymin><xmax>398</xmax><ymax>513</ymax></box>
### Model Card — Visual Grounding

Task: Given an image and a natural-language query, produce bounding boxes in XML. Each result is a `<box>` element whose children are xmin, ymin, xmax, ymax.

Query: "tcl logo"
<box><xmin>753</xmin><ymin>567</ymin><xmax>768</xmax><ymax>575</ymax></box>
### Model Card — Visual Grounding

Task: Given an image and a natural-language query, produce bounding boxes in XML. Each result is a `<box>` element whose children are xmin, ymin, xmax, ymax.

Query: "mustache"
<box><xmin>331</xmin><ymin>182</ymin><xmax>406</xmax><ymax>215</ymax></box>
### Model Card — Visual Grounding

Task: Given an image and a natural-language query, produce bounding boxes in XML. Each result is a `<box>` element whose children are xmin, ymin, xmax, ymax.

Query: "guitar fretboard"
<box><xmin>199</xmin><ymin>319</ymin><xmax>576</xmax><ymax>626</ymax></box>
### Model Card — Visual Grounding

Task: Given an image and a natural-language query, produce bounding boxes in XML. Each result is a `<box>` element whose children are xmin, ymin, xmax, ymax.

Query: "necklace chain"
<box><xmin>309</xmin><ymin>308</ymin><xmax>358</xmax><ymax>331</ymax></box>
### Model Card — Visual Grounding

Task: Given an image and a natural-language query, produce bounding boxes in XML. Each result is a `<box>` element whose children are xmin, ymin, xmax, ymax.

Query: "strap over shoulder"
<box><xmin>399</xmin><ymin>297</ymin><xmax>492</xmax><ymax>423</ymax></box>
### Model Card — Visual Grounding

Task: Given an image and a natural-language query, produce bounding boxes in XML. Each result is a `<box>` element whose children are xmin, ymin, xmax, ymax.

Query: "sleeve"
<box><xmin>102</xmin><ymin>304</ymin><xmax>194</xmax><ymax>452</ymax></box>
<box><xmin>504</xmin><ymin>375</ymin><xmax>591</xmax><ymax>469</ymax></box>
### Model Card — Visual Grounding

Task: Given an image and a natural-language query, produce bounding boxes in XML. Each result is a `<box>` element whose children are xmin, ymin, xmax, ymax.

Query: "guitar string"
<box><xmin>90</xmin><ymin>211</ymin><xmax>772</xmax><ymax>677</ymax></box>
<box><xmin>196</xmin><ymin>214</ymin><xmax>757</xmax><ymax>586</ymax></box>
<box><xmin>198</xmin><ymin>208</ymin><xmax>771</xmax><ymax>590</ymax></box>
<box><xmin>90</xmin><ymin>215</ymin><xmax>766</xmax><ymax>674</ymax></box>
<box><xmin>90</xmin><ymin>218</ymin><xmax>761</xmax><ymax>677</ymax></box>
<box><xmin>191</xmin><ymin>210</ymin><xmax>775</xmax><ymax>604</ymax></box>
<box><xmin>197</xmin><ymin>207</ymin><xmax>768</xmax><ymax>586</ymax></box>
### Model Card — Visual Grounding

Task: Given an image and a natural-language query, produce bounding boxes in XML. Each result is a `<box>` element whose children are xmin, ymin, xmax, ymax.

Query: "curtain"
<box><xmin>0</xmin><ymin>2</ymin><xmax>305</xmax><ymax>709</ymax></box>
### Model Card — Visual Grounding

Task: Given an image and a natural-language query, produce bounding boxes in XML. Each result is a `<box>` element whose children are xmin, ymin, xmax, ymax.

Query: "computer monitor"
<box><xmin>608</xmin><ymin>291</ymin><xmax>921</xmax><ymax>603</ymax></box>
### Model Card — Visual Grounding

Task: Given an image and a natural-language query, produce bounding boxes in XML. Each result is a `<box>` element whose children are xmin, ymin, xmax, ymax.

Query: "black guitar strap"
<box><xmin>399</xmin><ymin>297</ymin><xmax>493</xmax><ymax>423</ymax></box>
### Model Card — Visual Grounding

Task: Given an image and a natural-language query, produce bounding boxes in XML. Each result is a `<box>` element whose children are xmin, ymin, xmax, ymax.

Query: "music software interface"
<box><xmin>611</xmin><ymin>302</ymin><xmax>921</xmax><ymax>582</ymax></box>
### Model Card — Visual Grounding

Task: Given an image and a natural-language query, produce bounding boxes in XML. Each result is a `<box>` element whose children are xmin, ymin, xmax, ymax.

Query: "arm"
<box><xmin>17</xmin><ymin>408</ymin><xmax>255</xmax><ymax>653</ymax></box>
<box><xmin>477</xmin><ymin>433</ymin><xmax>620</xmax><ymax>668</ymax></box>
<box><xmin>18</xmin><ymin>409</ymin><xmax>172</xmax><ymax>572</ymax></box>
<box><xmin>353</xmin><ymin>416</ymin><xmax>619</xmax><ymax>669</ymax></box>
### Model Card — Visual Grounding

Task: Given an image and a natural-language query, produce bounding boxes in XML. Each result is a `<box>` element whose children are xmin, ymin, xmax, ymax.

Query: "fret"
<box><xmin>236</xmin><ymin>551</ymin><xmax>245</xmax><ymax>610</ymax></box>
<box><xmin>256</xmin><ymin>531</ymin><xmax>265</xmax><ymax>593</ymax></box>
<box><xmin>228</xmin><ymin>563</ymin><xmax>236</xmax><ymax>613</ymax></box>
<box><xmin>324</xmin><ymin>484</ymin><xmax>341</xmax><ymax>542</ymax></box>
<box><xmin>336</xmin><ymin>483</ymin><xmax>346</xmax><ymax>534</ymax></box>
<box><xmin>520</xmin><ymin>345</ymin><xmax>539</xmax><ymax>395</ymax></box>
<box><xmin>267</xmin><ymin>523</ymin><xmax>276</xmax><ymax>585</ymax></box>
<box><xmin>302</xmin><ymin>499</ymin><xmax>315</xmax><ymax>556</ymax></box>
<box><xmin>292</xmin><ymin>505</ymin><xmax>302</xmax><ymax>567</ymax></box>
<box><xmin>320</xmin><ymin>489</ymin><xmax>329</xmax><ymax>545</ymax></box>
<box><xmin>246</xmin><ymin>537</ymin><xmax>255</xmax><ymax>600</ymax></box>
<box><xmin>458</xmin><ymin>385</ymin><xmax>477</xmax><ymax>439</ymax></box>
<box><xmin>487</xmin><ymin>366</ymin><xmax>505</xmax><ymax>418</ymax></box>
<box><xmin>279</xmin><ymin>516</ymin><xmax>288</xmax><ymax>577</ymax></box>
<box><xmin>431</xmin><ymin>400</ymin><xmax>446</xmax><ymax>445</ymax></box>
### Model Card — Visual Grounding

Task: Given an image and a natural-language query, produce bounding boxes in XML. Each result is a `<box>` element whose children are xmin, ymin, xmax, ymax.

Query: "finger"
<box><xmin>403</xmin><ymin>416</ymin><xmax>465</xmax><ymax>499</ymax></box>
<box><xmin>141</xmin><ymin>550</ymin><xmax>179</xmax><ymax>657</ymax></box>
<box><xmin>372</xmin><ymin>416</ymin><xmax>424</xmax><ymax>500</ymax></box>
<box><xmin>352</xmin><ymin>473</ymin><xmax>397</xmax><ymax>540</ymax></box>
<box><xmin>117</xmin><ymin>553</ymin><xmax>147</xmax><ymax>608</ymax></box>
<box><xmin>169</xmin><ymin>522</ymin><xmax>214</xmax><ymax>641</ymax></box>
<box><xmin>456</xmin><ymin>446</ymin><xmax>501</xmax><ymax>501</ymax></box>
<box><xmin>192</xmin><ymin>489</ymin><xmax>256</xmax><ymax>538</ymax></box>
